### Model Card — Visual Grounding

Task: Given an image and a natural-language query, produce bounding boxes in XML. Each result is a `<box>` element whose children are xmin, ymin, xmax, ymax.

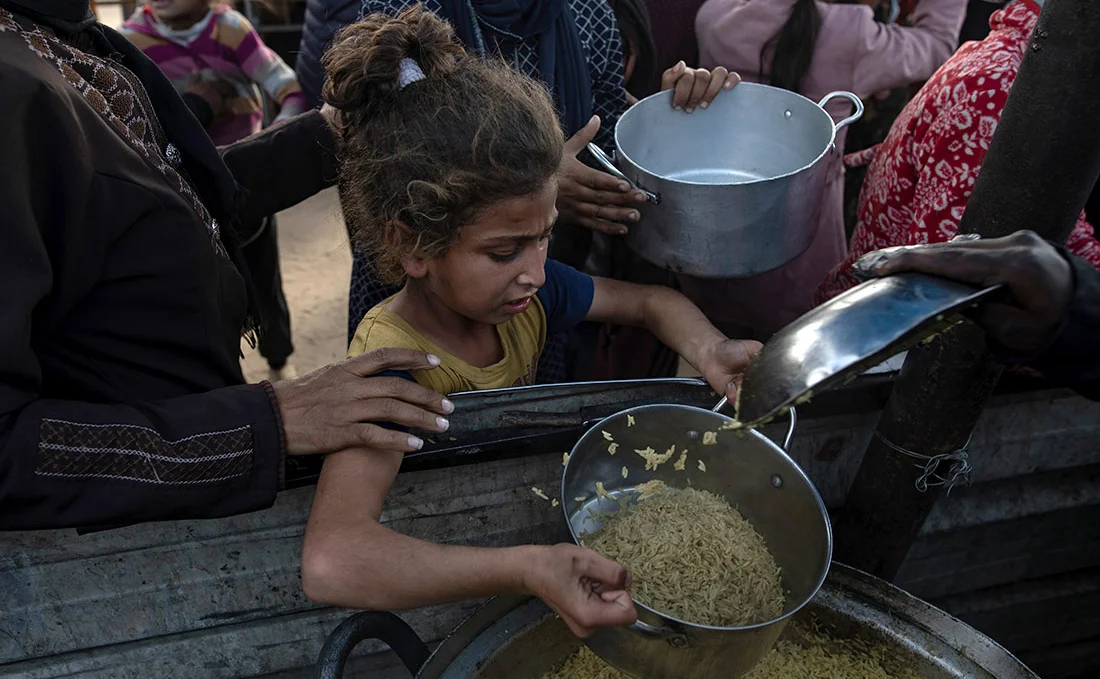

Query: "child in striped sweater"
<box><xmin>122</xmin><ymin>0</ymin><xmax>302</xmax><ymax>372</ymax></box>
<box><xmin>121</xmin><ymin>1</ymin><xmax>308</xmax><ymax>145</ymax></box>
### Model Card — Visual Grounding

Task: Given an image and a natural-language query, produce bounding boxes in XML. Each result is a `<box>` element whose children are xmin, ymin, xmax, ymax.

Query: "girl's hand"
<box><xmin>661</xmin><ymin>61</ymin><xmax>740</xmax><ymax>113</ymax></box>
<box><xmin>521</xmin><ymin>544</ymin><xmax>637</xmax><ymax>637</ymax></box>
<box><xmin>699</xmin><ymin>338</ymin><xmax>763</xmax><ymax>402</ymax></box>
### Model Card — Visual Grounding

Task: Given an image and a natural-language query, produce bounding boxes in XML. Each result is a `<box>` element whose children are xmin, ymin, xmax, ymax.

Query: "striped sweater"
<box><xmin>121</xmin><ymin>4</ymin><xmax>307</xmax><ymax>145</ymax></box>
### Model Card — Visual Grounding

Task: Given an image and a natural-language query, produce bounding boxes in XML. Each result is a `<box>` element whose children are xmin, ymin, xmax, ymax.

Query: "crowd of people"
<box><xmin>1</xmin><ymin>0</ymin><xmax>1097</xmax><ymax>643</ymax></box>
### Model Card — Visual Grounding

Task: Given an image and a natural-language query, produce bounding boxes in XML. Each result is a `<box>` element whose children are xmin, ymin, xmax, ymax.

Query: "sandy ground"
<box><xmin>240</xmin><ymin>189</ymin><xmax>353</xmax><ymax>383</ymax></box>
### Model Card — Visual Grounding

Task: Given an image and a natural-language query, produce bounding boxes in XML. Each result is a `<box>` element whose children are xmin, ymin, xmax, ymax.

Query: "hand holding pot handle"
<box><xmin>520</xmin><ymin>543</ymin><xmax>637</xmax><ymax>638</ymax></box>
<box><xmin>587</xmin><ymin>143</ymin><xmax>660</xmax><ymax>205</ymax></box>
<box><xmin>558</xmin><ymin>116</ymin><xmax>649</xmax><ymax>235</ymax></box>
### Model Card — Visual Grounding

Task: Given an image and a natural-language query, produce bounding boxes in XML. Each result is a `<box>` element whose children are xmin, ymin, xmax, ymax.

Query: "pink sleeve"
<box><xmin>223</xmin><ymin>10</ymin><xmax>302</xmax><ymax>105</ymax></box>
<box><xmin>850</xmin><ymin>0</ymin><xmax>967</xmax><ymax>97</ymax></box>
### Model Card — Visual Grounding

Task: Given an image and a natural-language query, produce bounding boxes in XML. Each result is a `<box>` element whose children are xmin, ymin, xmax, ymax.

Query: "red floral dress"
<box><xmin>816</xmin><ymin>0</ymin><xmax>1100</xmax><ymax>304</ymax></box>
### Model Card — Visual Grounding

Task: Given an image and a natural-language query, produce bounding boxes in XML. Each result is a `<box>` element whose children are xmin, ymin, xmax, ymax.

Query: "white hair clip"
<box><xmin>398</xmin><ymin>57</ymin><xmax>426</xmax><ymax>90</ymax></box>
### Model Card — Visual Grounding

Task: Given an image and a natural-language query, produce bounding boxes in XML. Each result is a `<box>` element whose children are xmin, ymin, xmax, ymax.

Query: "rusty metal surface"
<box><xmin>3</xmin><ymin>390</ymin><xmax>1097</xmax><ymax>678</ymax></box>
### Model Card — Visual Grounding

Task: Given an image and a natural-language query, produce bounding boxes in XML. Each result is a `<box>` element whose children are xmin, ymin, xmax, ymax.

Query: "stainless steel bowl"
<box><xmin>560</xmin><ymin>404</ymin><xmax>831</xmax><ymax>679</ymax></box>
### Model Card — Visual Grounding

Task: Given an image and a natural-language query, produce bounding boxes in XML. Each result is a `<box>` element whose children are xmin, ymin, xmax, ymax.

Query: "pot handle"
<box><xmin>712</xmin><ymin>398</ymin><xmax>798</xmax><ymax>453</ymax></box>
<box><xmin>586</xmin><ymin>143</ymin><xmax>661</xmax><ymax>204</ymax></box>
<box><xmin>313</xmin><ymin>611</ymin><xmax>430</xmax><ymax>679</ymax></box>
<box><xmin>817</xmin><ymin>91</ymin><xmax>865</xmax><ymax>133</ymax></box>
<box><xmin>628</xmin><ymin>619</ymin><xmax>689</xmax><ymax>648</ymax></box>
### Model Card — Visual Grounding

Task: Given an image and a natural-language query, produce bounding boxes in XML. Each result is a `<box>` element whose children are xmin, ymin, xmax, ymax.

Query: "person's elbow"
<box><xmin>300</xmin><ymin>526</ymin><xmax>393</xmax><ymax>609</ymax></box>
<box><xmin>300</xmin><ymin>535</ymin><xmax>344</xmax><ymax>605</ymax></box>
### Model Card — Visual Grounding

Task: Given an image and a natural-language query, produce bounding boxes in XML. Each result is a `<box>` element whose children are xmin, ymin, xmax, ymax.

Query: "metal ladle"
<box><xmin>734</xmin><ymin>272</ymin><xmax>1002</xmax><ymax>428</ymax></box>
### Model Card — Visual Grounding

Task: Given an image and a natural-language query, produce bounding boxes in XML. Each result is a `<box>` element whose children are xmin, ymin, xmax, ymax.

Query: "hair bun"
<box><xmin>322</xmin><ymin>6</ymin><xmax>465</xmax><ymax>130</ymax></box>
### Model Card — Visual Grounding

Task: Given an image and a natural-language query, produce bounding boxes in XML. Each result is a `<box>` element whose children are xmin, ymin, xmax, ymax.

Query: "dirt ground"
<box><xmin>240</xmin><ymin>188</ymin><xmax>352</xmax><ymax>383</ymax></box>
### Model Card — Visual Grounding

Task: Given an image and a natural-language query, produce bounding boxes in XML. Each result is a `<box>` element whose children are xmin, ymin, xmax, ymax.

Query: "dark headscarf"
<box><xmin>435</xmin><ymin>0</ymin><xmax>592</xmax><ymax>136</ymax></box>
<box><xmin>0</xmin><ymin>0</ymin><xmax>260</xmax><ymax>337</ymax></box>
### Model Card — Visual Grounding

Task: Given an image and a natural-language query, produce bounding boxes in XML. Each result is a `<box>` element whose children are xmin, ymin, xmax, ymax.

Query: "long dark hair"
<box><xmin>760</xmin><ymin>0</ymin><xmax>822</xmax><ymax>94</ymax></box>
<box><xmin>610</xmin><ymin>0</ymin><xmax>658</xmax><ymax>98</ymax></box>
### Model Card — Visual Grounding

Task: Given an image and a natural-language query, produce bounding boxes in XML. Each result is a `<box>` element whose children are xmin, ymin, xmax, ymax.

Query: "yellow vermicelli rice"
<box><xmin>539</xmin><ymin>625</ymin><xmax>922</xmax><ymax>679</ymax></box>
<box><xmin>583</xmin><ymin>487</ymin><xmax>783</xmax><ymax>628</ymax></box>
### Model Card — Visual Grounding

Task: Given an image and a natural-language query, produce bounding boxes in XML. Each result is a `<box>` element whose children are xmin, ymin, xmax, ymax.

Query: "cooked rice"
<box><xmin>633</xmin><ymin>479</ymin><xmax>666</xmax><ymax>501</ymax></box>
<box><xmin>583</xmin><ymin>487</ymin><xmax>782</xmax><ymax>627</ymax></box>
<box><xmin>634</xmin><ymin>444</ymin><xmax>675</xmax><ymax>471</ymax></box>
<box><xmin>538</xmin><ymin>624</ymin><xmax>922</xmax><ymax>679</ymax></box>
<box><xmin>673</xmin><ymin>449</ymin><xmax>688</xmax><ymax>471</ymax></box>
<box><xmin>608</xmin><ymin>442</ymin><xmax>619</xmax><ymax>455</ymax></box>
<box><xmin>698</xmin><ymin>459</ymin><xmax>707</xmax><ymax>472</ymax></box>
<box><xmin>702</xmin><ymin>431</ymin><xmax>718</xmax><ymax>445</ymax></box>
<box><xmin>539</xmin><ymin>646</ymin><xmax>624</xmax><ymax>679</ymax></box>
<box><xmin>627</xmin><ymin>415</ymin><xmax>636</xmax><ymax>427</ymax></box>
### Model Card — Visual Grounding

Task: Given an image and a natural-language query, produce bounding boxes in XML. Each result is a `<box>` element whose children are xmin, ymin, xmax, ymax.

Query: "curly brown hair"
<box><xmin>322</xmin><ymin>6</ymin><xmax>565</xmax><ymax>284</ymax></box>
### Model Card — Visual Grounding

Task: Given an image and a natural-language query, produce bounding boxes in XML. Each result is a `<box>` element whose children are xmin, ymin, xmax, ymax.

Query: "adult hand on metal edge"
<box><xmin>273</xmin><ymin>348</ymin><xmax>454</xmax><ymax>455</ymax></box>
<box><xmin>857</xmin><ymin>231</ymin><xmax>1074</xmax><ymax>355</ymax></box>
<box><xmin>522</xmin><ymin>544</ymin><xmax>637</xmax><ymax>637</ymax></box>
<box><xmin>661</xmin><ymin>61</ymin><xmax>740</xmax><ymax>113</ymax></box>
<box><xmin>559</xmin><ymin>116</ymin><xmax>647</xmax><ymax>235</ymax></box>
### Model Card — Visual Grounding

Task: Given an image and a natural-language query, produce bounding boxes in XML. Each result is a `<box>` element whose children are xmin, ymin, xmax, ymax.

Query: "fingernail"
<box><xmin>673</xmin><ymin>105</ymin><xmax>682</xmax><ymax>111</ymax></box>
<box><xmin>408</xmin><ymin>436</ymin><xmax>424</xmax><ymax>450</ymax></box>
<box><xmin>852</xmin><ymin>252</ymin><xmax>888</xmax><ymax>279</ymax></box>
<box><xmin>614</xmin><ymin>593</ymin><xmax>631</xmax><ymax>609</ymax></box>
<box><xmin>427</xmin><ymin>354</ymin><xmax>441</xmax><ymax>366</ymax></box>
<box><xmin>699</xmin><ymin>101</ymin><xmax>708</xmax><ymax>109</ymax></box>
<box><xmin>436</xmin><ymin>416</ymin><xmax>450</xmax><ymax>431</ymax></box>
<box><xmin>617</xmin><ymin>227</ymin><xmax>629</xmax><ymax>235</ymax></box>
<box><xmin>441</xmin><ymin>398</ymin><xmax>455</xmax><ymax>414</ymax></box>
<box><xmin>618</xmin><ymin>181</ymin><xmax>630</xmax><ymax>191</ymax></box>
<box><xmin>633</xmin><ymin>191</ymin><xmax>645</xmax><ymax>201</ymax></box>
<box><xmin>628</xmin><ymin>211</ymin><xmax>639</xmax><ymax>221</ymax></box>
<box><xmin>686</xmin><ymin>107</ymin><xmax>694</xmax><ymax>114</ymax></box>
<box><xmin>724</xmin><ymin>81</ymin><xmax>735</xmax><ymax>90</ymax></box>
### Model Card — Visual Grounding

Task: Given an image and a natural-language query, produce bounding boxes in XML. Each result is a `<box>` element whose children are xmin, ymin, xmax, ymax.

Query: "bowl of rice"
<box><xmin>561</xmin><ymin>403</ymin><xmax>831</xmax><ymax>678</ymax></box>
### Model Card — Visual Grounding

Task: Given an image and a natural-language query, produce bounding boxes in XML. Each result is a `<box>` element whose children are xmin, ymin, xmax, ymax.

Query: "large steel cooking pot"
<box><xmin>313</xmin><ymin>564</ymin><xmax>1038</xmax><ymax>679</ymax></box>
<box><xmin>589</xmin><ymin>83</ymin><xmax>863</xmax><ymax>278</ymax></box>
<box><xmin>561</xmin><ymin>404</ymin><xmax>829</xmax><ymax>679</ymax></box>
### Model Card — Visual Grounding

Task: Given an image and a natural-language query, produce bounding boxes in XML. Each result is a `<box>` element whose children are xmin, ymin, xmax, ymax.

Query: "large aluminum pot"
<box><xmin>314</xmin><ymin>564</ymin><xmax>1039</xmax><ymax>679</ymax></box>
<box><xmin>560</xmin><ymin>404</ymin><xmax>830</xmax><ymax>679</ymax></box>
<box><xmin>589</xmin><ymin>83</ymin><xmax>863</xmax><ymax>278</ymax></box>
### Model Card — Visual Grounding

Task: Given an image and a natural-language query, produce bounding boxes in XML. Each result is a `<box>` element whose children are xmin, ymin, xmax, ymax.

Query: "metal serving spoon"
<box><xmin>733</xmin><ymin>273</ymin><xmax>1003</xmax><ymax>427</ymax></box>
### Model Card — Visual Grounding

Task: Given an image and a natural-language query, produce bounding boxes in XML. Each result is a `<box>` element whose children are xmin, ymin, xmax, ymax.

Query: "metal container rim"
<box><xmin>613</xmin><ymin>83</ymin><xmax>838</xmax><ymax>189</ymax></box>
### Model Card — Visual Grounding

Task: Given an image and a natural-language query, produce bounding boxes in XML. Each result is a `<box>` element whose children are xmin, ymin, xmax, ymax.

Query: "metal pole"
<box><xmin>834</xmin><ymin>0</ymin><xmax>1100</xmax><ymax>579</ymax></box>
